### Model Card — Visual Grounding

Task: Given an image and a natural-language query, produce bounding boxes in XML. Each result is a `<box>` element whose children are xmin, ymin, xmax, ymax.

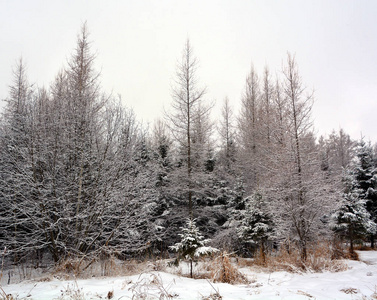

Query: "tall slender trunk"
<box><xmin>260</xmin><ymin>242</ymin><xmax>266</xmax><ymax>265</ymax></box>
<box><xmin>186</xmin><ymin>65</ymin><xmax>193</xmax><ymax>219</ymax></box>
<box><xmin>349</xmin><ymin>227</ymin><xmax>354</xmax><ymax>255</ymax></box>
<box><xmin>190</xmin><ymin>259</ymin><xmax>193</xmax><ymax>278</ymax></box>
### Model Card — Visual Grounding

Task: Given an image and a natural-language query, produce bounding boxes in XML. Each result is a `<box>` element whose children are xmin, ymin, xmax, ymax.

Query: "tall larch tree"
<box><xmin>0</xmin><ymin>58</ymin><xmax>36</xmax><ymax>262</ymax></box>
<box><xmin>238</xmin><ymin>64</ymin><xmax>261</xmax><ymax>191</ymax></box>
<box><xmin>166</xmin><ymin>39</ymin><xmax>206</xmax><ymax>218</ymax></box>
<box><xmin>273</xmin><ymin>53</ymin><xmax>333</xmax><ymax>261</ymax></box>
<box><xmin>218</xmin><ymin>97</ymin><xmax>236</xmax><ymax>172</ymax></box>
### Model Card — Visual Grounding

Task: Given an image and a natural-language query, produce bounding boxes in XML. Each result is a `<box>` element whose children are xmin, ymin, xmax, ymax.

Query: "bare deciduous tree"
<box><xmin>165</xmin><ymin>39</ymin><xmax>206</xmax><ymax>218</ymax></box>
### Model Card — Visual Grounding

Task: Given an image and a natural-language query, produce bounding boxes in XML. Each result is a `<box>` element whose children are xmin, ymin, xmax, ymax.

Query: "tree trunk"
<box><xmin>349</xmin><ymin>227</ymin><xmax>354</xmax><ymax>255</ymax></box>
<box><xmin>260</xmin><ymin>242</ymin><xmax>266</xmax><ymax>265</ymax></box>
<box><xmin>190</xmin><ymin>259</ymin><xmax>193</xmax><ymax>278</ymax></box>
<box><xmin>301</xmin><ymin>243</ymin><xmax>307</xmax><ymax>262</ymax></box>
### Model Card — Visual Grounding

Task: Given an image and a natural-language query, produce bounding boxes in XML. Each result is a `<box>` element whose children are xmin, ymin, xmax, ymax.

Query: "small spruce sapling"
<box><xmin>238</xmin><ymin>191</ymin><xmax>273</xmax><ymax>264</ymax></box>
<box><xmin>331</xmin><ymin>187</ymin><xmax>376</xmax><ymax>256</ymax></box>
<box><xmin>170</xmin><ymin>218</ymin><xmax>218</xmax><ymax>278</ymax></box>
<box><xmin>331</xmin><ymin>149</ymin><xmax>377</xmax><ymax>256</ymax></box>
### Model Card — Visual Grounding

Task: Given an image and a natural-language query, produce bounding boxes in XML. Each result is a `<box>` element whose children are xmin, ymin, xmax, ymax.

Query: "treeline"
<box><xmin>0</xmin><ymin>24</ymin><xmax>376</xmax><ymax>266</ymax></box>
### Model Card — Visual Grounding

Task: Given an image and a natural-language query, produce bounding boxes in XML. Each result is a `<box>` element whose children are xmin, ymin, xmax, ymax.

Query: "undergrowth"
<box><xmin>210</xmin><ymin>252</ymin><xmax>248</xmax><ymax>284</ymax></box>
<box><xmin>54</xmin><ymin>256</ymin><xmax>151</xmax><ymax>279</ymax></box>
<box><xmin>191</xmin><ymin>252</ymin><xmax>248</xmax><ymax>284</ymax></box>
<box><xmin>128</xmin><ymin>273</ymin><xmax>178</xmax><ymax>299</ymax></box>
<box><xmin>240</xmin><ymin>241</ymin><xmax>348</xmax><ymax>273</ymax></box>
<box><xmin>56</xmin><ymin>281</ymin><xmax>85</xmax><ymax>300</ymax></box>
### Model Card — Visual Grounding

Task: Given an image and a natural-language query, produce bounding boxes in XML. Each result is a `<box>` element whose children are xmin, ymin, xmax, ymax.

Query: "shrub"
<box><xmin>210</xmin><ymin>252</ymin><xmax>248</xmax><ymax>284</ymax></box>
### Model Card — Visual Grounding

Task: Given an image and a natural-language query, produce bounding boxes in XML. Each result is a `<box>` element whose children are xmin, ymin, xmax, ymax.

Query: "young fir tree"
<box><xmin>238</xmin><ymin>191</ymin><xmax>273</xmax><ymax>264</ymax></box>
<box><xmin>170</xmin><ymin>218</ymin><xmax>218</xmax><ymax>278</ymax></box>
<box><xmin>331</xmin><ymin>141</ymin><xmax>377</xmax><ymax>255</ymax></box>
<box><xmin>351</xmin><ymin>140</ymin><xmax>377</xmax><ymax>247</ymax></box>
<box><xmin>331</xmin><ymin>188</ymin><xmax>375</xmax><ymax>256</ymax></box>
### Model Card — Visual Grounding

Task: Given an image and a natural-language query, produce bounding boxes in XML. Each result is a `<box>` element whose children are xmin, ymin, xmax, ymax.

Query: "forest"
<box><xmin>1</xmin><ymin>24</ymin><xmax>376</xmax><ymax>272</ymax></box>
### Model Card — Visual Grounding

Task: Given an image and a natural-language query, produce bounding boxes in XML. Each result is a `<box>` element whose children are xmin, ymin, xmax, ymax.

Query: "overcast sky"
<box><xmin>1</xmin><ymin>0</ymin><xmax>377</xmax><ymax>141</ymax></box>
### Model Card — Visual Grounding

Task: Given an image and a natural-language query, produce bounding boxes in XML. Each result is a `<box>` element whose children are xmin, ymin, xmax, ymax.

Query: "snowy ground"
<box><xmin>1</xmin><ymin>251</ymin><xmax>376</xmax><ymax>299</ymax></box>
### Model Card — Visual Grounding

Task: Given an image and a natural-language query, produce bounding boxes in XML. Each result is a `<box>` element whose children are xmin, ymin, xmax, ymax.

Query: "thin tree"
<box><xmin>261</xmin><ymin>66</ymin><xmax>274</xmax><ymax>144</ymax></box>
<box><xmin>218</xmin><ymin>97</ymin><xmax>236</xmax><ymax>171</ymax></box>
<box><xmin>238</xmin><ymin>64</ymin><xmax>261</xmax><ymax>191</ymax></box>
<box><xmin>282</xmin><ymin>53</ymin><xmax>314</xmax><ymax>261</ymax></box>
<box><xmin>165</xmin><ymin>39</ymin><xmax>206</xmax><ymax>218</ymax></box>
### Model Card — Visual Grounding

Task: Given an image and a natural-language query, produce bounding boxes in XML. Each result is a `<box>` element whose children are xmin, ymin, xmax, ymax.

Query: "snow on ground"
<box><xmin>1</xmin><ymin>251</ymin><xmax>376</xmax><ymax>299</ymax></box>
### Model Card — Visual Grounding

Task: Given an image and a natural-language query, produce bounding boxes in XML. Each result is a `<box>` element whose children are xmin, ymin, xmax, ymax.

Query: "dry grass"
<box><xmin>196</xmin><ymin>252</ymin><xmax>248</xmax><ymax>284</ymax></box>
<box><xmin>271</xmin><ymin>243</ymin><xmax>348</xmax><ymax>273</ymax></box>
<box><xmin>201</xmin><ymin>280</ymin><xmax>223</xmax><ymax>299</ymax></box>
<box><xmin>179</xmin><ymin>252</ymin><xmax>249</xmax><ymax>284</ymax></box>
<box><xmin>128</xmin><ymin>273</ymin><xmax>178</xmax><ymax>299</ymax></box>
<box><xmin>54</xmin><ymin>256</ymin><xmax>152</xmax><ymax>280</ymax></box>
<box><xmin>345</xmin><ymin>250</ymin><xmax>359</xmax><ymax>261</ymax></box>
<box><xmin>340</xmin><ymin>287</ymin><xmax>358</xmax><ymax>295</ymax></box>
<box><xmin>237</xmin><ymin>257</ymin><xmax>254</xmax><ymax>268</ymax></box>
<box><xmin>173</xmin><ymin>242</ymin><xmax>348</xmax><ymax>280</ymax></box>
<box><xmin>0</xmin><ymin>293</ymin><xmax>17</xmax><ymax>300</ymax></box>
<box><xmin>211</xmin><ymin>253</ymin><xmax>248</xmax><ymax>284</ymax></box>
<box><xmin>55</xmin><ymin>280</ymin><xmax>86</xmax><ymax>300</ymax></box>
<box><xmin>354</xmin><ymin>245</ymin><xmax>375</xmax><ymax>251</ymax></box>
<box><xmin>238</xmin><ymin>242</ymin><xmax>348</xmax><ymax>273</ymax></box>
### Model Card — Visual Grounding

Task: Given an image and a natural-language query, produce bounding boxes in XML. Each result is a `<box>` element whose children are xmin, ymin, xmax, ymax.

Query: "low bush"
<box><xmin>206</xmin><ymin>252</ymin><xmax>248</xmax><ymax>284</ymax></box>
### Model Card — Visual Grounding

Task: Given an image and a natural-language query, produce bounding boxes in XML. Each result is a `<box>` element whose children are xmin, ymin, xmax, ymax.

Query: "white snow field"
<box><xmin>1</xmin><ymin>251</ymin><xmax>376</xmax><ymax>299</ymax></box>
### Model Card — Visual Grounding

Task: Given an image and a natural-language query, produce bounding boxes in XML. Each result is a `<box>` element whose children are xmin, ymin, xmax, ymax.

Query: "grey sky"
<box><xmin>1</xmin><ymin>0</ymin><xmax>377</xmax><ymax>141</ymax></box>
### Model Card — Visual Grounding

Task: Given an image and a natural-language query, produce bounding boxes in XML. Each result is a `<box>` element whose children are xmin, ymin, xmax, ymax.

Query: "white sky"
<box><xmin>1</xmin><ymin>0</ymin><xmax>377</xmax><ymax>141</ymax></box>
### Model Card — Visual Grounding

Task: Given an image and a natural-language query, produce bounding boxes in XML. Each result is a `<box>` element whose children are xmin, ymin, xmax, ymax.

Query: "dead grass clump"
<box><xmin>210</xmin><ymin>252</ymin><xmax>248</xmax><ymax>284</ymax></box>
<box><xmin>100</xmin><ymin>256</ymin><xmax>125</xmax><ymax>276</ymax></box>
<box><xmin>345</xmin><ymin>250</ymin><xmax>359</xmax><ymax>261</ymax></box>
<box><xmin>56</xmin><ymin>280</ymin><xmax>91</xmax><ymax>300</ymax></box>
<box><xmin>148</xmin><ymin>259</ymin><xmax>167</xmax><ymax>272</ymax></box>
<box><xmin>340</xmin><ymin>287</ymin><xmax>358</xmax><ymax>295</ymax></box>
<box><xmin>331</xmin><ymin>241</ymin><xmax>346</xmax><ymax>260</ymax></box>
<box><xmin>128</xmin><ymin>273</ymin><xmax>178</xmax><ymax>299</ymax></box>
<box><xmin>307</xmin><ymin>243</ymin><xmax>347</xmax><ymax>272</ymax></box>
<box><xmin>266</xmin><ymin>242</ymin><xmax>347</xmax><ymax>273</ymax></box>
<box><xmin>54</xmin><ymin>256</ymin><xmax>152</xmax><ymax>279</ymax></box>
<box><xmin>201</xmin><ymin>280</ymin><xmax>223</xmax><ymax>300</ymax></box>
<box><xmin>253</xmin><ymin>248</ymin><xmax>268</xmax><ymax>267</ymax></box>
<box><xmin>54</xmin><ymin>257</ymin><xmax>101</xmax><ymax>278</ymax></box>
<box><xmin>123</xmin><ymin>259</ymin><xmax>151</xmax><ymax>276</ymax></box>
<box><xmin>354</xmin><ymin>244</ymin><xmax>374</xmax><ymax>251</ymax></box>
<box><xmin>297</xmin><ymin>290</ymin><xmax>314</xmax><ymax>298</ymax></box>
<box><xmin>237</xmin><ymin>257</ymin><xmax>254</xmax><ymax>268</ymax></box>
<box><xmin>267</xmin><ymin>247</ymin><xmax>304</xmax><ymax>273</ymax></box>
<box><xmin>202</xmin><ymin>293</ymin><xmax>222</xmax><ymax>300</ymax></box>
<box><xmin>0</xmin><ymin>292</ymin><xmax>17</xmax><ymax>300</ymax></box>
<box><xmin>55</xmin><ymin>258</ymin><xmax>82</xmax><ymax>275</ymax></box>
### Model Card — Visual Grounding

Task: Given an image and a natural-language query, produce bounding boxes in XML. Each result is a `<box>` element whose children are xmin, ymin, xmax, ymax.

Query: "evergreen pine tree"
<box><xmin>331</xmin><ymin>188</ymin><xmax>375</xmax><ymax>255</ymax></box>
<box><xmin>170</xmin><ymin>218</ymin><xmax>218</xmax><ymax>278</ymax></box>
<box><xmin>331</xmin><ymin>140</ymin><xmax>377</xmax><ymax>254</ymax></box>
<box><xmin>238</xmin><ymin>191</ymin><xmax>273</xmax><ymax>263</ymax></box>
<box><xmin>351</xmin><ymin>140</ymin><xmax>377</xmax><ymax>247</ymax></box>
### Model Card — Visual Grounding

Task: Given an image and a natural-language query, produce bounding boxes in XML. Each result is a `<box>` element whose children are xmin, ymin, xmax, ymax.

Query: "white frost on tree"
<box><xmin>331</xmin><ymin>140</ymin><xmax>377</xmax><ymax>254</ymax></box>
<box><xmin>170</xmin><ymin>218</ymin><xmax>218</xmax><ymax>277</ymax></box>
<box><xmin>238</xmin><ymin>191</ymin><xmax>273</xmax><ymax>263</ymax></box>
